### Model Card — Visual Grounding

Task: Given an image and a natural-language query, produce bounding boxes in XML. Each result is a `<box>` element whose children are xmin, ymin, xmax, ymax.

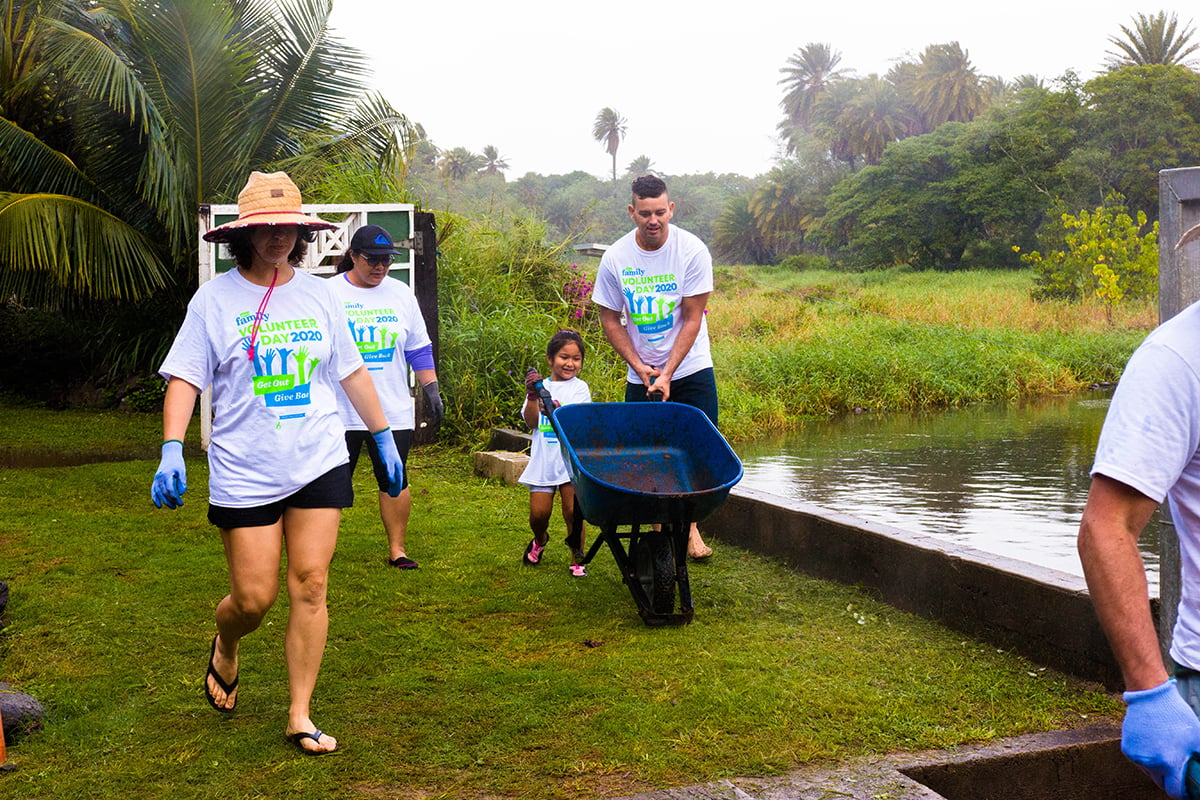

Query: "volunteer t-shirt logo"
<box><xmin>343</xmin><ymin>302</ymin><xmax>398</xmax><ymax>366</ymax></box>
<box><xmin>538</xmin><ymin>412</ymin><xmax>558</xmax><ymax>444</ymax></box>
<box><xmin>620</xmin><ymin>266</ymin><xmax>678</xmax><ymax>342</ymax></box>
<box><xmin>236</xmin><ymin>310</ymin><xmax>324</xmax><ymax>410</ymax></box>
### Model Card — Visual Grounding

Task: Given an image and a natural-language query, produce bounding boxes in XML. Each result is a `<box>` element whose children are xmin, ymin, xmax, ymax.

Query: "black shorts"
<box><xmin>624</xmin><ymin>367</ymin><xmax>719</xmax><ymax>428</ymax></box>
<box><xmin>207</xmin><ymin>463</ymin><xmax>353</xmax><ymax>529</ymax></box>
<box><xmin>345</xmin><ymin>428</ymin><xmax>412</xmax><ymax>493</ymax></box>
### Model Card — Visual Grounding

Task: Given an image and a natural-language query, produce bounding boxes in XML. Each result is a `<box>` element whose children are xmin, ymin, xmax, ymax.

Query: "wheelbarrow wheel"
<box><xmin>633</xmin><ymin>535</ymin><xmax>676</xmax><ymax>614</ymax></box>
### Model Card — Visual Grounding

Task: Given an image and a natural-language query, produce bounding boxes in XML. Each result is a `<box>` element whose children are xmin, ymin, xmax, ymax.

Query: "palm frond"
<box><xmin>238</xmin><ymin>0</ymin><xmax>371</xmax><ymax>165</ymax></box>
<box><xmin>0</xmin><ymin>116</ymin><xmax>93</xmax><ymax>197</ymax></box>
<box><xmin>0</xmin><ymin>192</ymin><xmax>170</xmax><ymax>306</ymax></box>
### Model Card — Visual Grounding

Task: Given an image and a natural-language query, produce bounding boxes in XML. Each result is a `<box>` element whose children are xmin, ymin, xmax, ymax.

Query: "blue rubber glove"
<box><xmin>1122</xmin><ymin>679</ymin><xmax>1200</xmax><ymax>798</ymax></box>
<box><xmin>152</xmin><ymin>440</ymin><xmax>187</xmax><ymax>509</ymax></box>
<box><xmin>422</xmin><ymin>380</ymin><xmax>444</xmax><ymax>426</ymax></box>
<box><xmin>372</xmin><ymin>428</ymin><xmax>404</xmax><ymax>497</ymax></box>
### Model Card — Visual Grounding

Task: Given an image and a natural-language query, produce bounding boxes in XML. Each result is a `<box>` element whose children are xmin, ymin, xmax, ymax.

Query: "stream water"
<box><xmin>733</xmin><ymin>388</ymin><xmax>1161</xmax><ymax>588</ymax></box>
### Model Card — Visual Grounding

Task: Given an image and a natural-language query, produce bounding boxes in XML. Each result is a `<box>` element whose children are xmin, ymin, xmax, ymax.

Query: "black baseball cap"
<box><xmin>350</xmin><ymin>224</ymin><xmax>399</xmax><ymax>255</ymax></box>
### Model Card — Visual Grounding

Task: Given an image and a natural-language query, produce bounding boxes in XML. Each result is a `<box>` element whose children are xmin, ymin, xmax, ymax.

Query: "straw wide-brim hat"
<box><xmin>203</xmin><ymin>171</ymin><xmax>336</xmax><ymax>243</ymax></box>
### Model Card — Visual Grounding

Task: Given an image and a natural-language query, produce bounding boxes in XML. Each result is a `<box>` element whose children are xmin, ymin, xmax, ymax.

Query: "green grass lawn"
<box><xmin>0</xmin><ymin>405</ymin><xmax>1120</xmax><ymax>799</ymax></box>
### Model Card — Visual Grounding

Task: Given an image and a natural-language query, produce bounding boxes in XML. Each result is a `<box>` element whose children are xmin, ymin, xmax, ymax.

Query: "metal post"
<box><xmin>1156</xmin><ymin>167</ymin><xmax>1200</xmax><ymax>662</ymax></box>
<box><xmin>412</xmin><ymin>212</ymin><xmax>440</xmax><ymax>445</ymax></box>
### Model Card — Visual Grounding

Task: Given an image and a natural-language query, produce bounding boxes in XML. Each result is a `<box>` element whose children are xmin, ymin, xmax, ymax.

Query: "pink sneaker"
<box><xmin>523</xmin><ymin>539</ymin><xmax>545</xmax><ymax>565</ymax></box>
<box><xmin>569</xmin><ymin>564</ymin><xmax>587</xmax><ymax>578</ymax></box>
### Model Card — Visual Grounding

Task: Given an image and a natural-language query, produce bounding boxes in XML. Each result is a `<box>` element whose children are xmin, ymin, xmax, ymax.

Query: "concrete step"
<box><xmin>472</xmin><ymin>450</ymin><xmax>529</xmax><ymax>485</ymax></box>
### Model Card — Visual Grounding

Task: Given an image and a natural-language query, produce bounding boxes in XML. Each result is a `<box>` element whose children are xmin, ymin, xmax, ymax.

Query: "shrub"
<box><xmin>1020</xmin><ymin>195</ymin><xmax>1157</xmax><ymax>316</ymax></box>
<box><xmin>778</xmin><ymin>253</ymin><xmax>832</xmax><ymax>271</ymax></box>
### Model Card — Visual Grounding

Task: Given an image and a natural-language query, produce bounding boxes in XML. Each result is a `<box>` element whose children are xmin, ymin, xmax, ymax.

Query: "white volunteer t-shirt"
<box><xmin>159</xmin><ymin>268</ymin><xmax>363</xmax><ymax>507</ymax></box>
<box><xmin>591</xmin><ymin>225</ymin><xmax>714</xmax><ymax>383</ymax></box>
<box><xmin>518</xmin><ymin>376</ymin><xmax>592</xmax><ymax>488</ymax></box>
<box><xmin>329</xmin><ymin>272</ymin><xmax>432</xmax><ymax>431</ymax></box>
<box><xmin>1091</xmin><ymin>299</ymin><xmax>1200</xmax><ymax>668</ymax></box>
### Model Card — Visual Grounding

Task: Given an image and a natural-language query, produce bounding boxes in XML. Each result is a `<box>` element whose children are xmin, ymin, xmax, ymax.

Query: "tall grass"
<box><xmin>430</xmin><ymin>220</ymin><xmax>1151</xmax><ymax>447</ymax></box>
<box><xmin>435</xmin><ymin>211</ymin><xmax>626</xmax><ymax>447</ymax></box>
<box><xmin>709</xmin><ymin>266</ymin><xmax>1154</xmax><ymax>439</ymax></box>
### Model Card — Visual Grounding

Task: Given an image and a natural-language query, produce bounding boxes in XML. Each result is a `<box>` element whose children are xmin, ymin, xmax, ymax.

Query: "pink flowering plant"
<box><xmin>563</xmin><ymin>264</ymin><xmax>596</xmax><ymax>325</ymax></box>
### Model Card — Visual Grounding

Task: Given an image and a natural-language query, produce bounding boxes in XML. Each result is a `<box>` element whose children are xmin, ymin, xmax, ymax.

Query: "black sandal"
<box><xmin>204</xmin><ymin>636</ymin><xmax>238</xmax><ymax>713</ymax></box>
<box><xmin>286</xmin><ymin>729</ymin><xmax>338</xmax><ymax>755</ymax></box>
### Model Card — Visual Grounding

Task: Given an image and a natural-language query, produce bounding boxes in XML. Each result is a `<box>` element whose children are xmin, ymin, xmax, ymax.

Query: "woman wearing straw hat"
<box><xmin>150</xmin><ymin>171</ymin><xmax>402</xmax><ymax>755</ymax></box>
<box><xmin>331</xmin><ymin>224</ymin><xmax>443</xmax><ymax>571</ymax></box>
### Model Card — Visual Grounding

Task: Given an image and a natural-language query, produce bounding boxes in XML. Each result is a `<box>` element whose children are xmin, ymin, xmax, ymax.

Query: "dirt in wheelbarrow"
<box><xmin>582</xmin><ymin>447</ymin><xmax>700</xmax><ymax>495</ymax></box>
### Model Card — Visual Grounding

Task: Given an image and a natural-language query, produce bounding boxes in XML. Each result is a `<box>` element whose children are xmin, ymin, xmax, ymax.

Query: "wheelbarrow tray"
<box><xmin>551</xmin><ymin>402</ymin><xmax>743</xmax><ymax>529</ymax></box>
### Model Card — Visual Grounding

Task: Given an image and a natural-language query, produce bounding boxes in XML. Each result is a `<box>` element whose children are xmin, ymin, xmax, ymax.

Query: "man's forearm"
<box><xmin>1078</xmin><ymin>475</ymin><xmax>1169</xmax><ymax>690</ymax></box>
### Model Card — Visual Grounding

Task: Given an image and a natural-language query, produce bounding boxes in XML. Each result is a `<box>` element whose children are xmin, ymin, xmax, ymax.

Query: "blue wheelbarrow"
<box><xmin>539</xmin><ymin>394</ymin><xmax>743</xmax><ymax>625</ymax></box>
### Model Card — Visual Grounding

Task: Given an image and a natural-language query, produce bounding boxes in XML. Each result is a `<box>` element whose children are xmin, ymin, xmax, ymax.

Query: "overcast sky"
<box><xmin>328</xmin><ymin>1</ymin><xmax>1197</xmax><ymax>180</ymax></box>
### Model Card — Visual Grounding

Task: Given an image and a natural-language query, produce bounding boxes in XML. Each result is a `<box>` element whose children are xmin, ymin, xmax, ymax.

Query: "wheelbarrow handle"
<box><xmin>533</xmin><ymin>379</ymin><xmax>557</xmax><ymax>423</ymax></box>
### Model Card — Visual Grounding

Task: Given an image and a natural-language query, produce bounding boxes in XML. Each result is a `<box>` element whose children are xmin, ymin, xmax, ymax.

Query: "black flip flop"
<box><xmin>287</xmin><ymin>729</ymin><xmax>338</xmax><ymax>755</ymax></box>
<box><xmin>204</xmin><ymin>636</ymin><xmax>238</xmax><ymax>713</ymax></box>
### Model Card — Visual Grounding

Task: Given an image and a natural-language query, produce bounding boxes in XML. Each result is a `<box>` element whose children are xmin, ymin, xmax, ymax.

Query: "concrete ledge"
<box><xmin>610</xmin><ymin>722</ymin><xmax>1150</xmax><ymax>799</ymax></box>
<box><xmin>472</xmin><ymin>450</ymin><xmax>529</xmax><ymax>485</ymax></box>
<box><xmin>702</xmin><ymin>486</ymin><xmax>1127</xmax><ymax>689</ymax></box>
<box><xmin>486</xmin><ymin>428</ymin><xmax>531</xmax><ymax>452</ymax></box>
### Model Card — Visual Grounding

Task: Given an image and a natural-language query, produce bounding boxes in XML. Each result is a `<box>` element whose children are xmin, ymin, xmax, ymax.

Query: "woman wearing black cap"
<box><xmin>151</xmin><ymin>172</ymin><xmax>404</xmax><ymax>755</ymax></box>
<box><xmin>331</xmin><ymin>224</ymin><xmax>443</xmax><ymax>569</ymax></box>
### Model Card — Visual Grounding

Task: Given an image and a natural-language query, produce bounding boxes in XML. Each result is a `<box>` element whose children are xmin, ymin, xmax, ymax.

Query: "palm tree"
<box><xmin>592</xmin><ymin>107</ymin><xmax>627</xmax><ymax>181</ymax></box>
<box><xmin>748</xmin><ymin>163</ymin><xmax>815</xmax><ymax>254</ymax></box>
<box><xmin>713</xmin><ymin>194</ymin><xmax>773</xmax><ymax>265</ymax></box>
<box><xmin>835</xmin><ymin>75</ymin><xmax>911</xmax><ymax>165</ymax></box>
<box><xmin>438</xmin><ymin>147</ymin><xmax>483</xmax><ymax>181</ymax></box>
<box><xmin>625</xmin><ymin>155</ymin><xmax>655</xmax><ymax>177</ymax></box>
<box><xmin>1106</xmin><ymin>11</ymin><xmax>1200</xmax><ymax>68</ymax></box>
<box><xmin>0</xmin><ymin>0</ymin><xmax>399</xmax><ymax>309</ymax></box>
<box><xmin>480</xmin><ymin>144</ymin><xmax>509</xmax><ymax>177</ymax></box>
<box><xmin>778</xmin><ymin>42</ymin><xmax>847</xmax><ymax>135</ymax></box>
<box><xmin>1012</xmin><ymin>74</ymin><xmax>1045</xmax><ymax>91</ymax></box>
<box><xmin>911</xmin><ymin>42</ymin><xmax>985</xmax><ymax>132</ymax></box>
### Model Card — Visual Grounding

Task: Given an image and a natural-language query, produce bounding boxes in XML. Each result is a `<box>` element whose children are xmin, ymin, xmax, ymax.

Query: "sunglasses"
<box><xmin>358</xmin><ymin>253</ymin><xmax>393</xmax><ymax>267</ymax></box>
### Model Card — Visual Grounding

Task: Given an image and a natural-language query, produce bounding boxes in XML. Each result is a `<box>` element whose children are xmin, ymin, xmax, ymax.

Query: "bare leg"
<box><xmin>380</xmin><ymin>487</ymin><xmax>412</xmax><ymax>561</ymax></box>
<box><xmin>208</xmin><ymin>523</ymin><xmax>285</xmax><ymax>710</ymax></box>
<box><xmin>281</xmin><ymin>506</ymin><xmax>340</xmax><ymax>754</ymax></box>
<box><xmin>559</xmin><ymin>484</ymin><xmax>585</xmax><ymax>561</ymax></box>
<box><xmin>688</xmin><ymin>523</ymin><xmax>712</xmax><ymax>559</ymax></box>
<box><xmin>528</xmin><ymin>491</ymin><xmax>553</xmax><ymax>546</ymax></box>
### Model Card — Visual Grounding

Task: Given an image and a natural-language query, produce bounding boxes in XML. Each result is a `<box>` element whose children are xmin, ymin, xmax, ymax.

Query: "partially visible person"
<box><xmin>1078</xmin><ymin>222</ymin><xmax>1200</xmax><ymax>799</ymax></box>
<box><xmin>518</xmin><ymin>329</ymin><xmax>591</xmax><ymax>576</ymax></box>
<box><xmin>590</xmin><ymin>174</ymin><xmax>716</xmax><ymax>559</ymax></box>
<box><xmin>151</xmin><ymin>171</ymin><xmax>403</xmax><ymax>756</ymax></box>
<box><xmin>331</xmin><ymin>224</ymin><xmax>443</xmax><ymax>570</ymax></box>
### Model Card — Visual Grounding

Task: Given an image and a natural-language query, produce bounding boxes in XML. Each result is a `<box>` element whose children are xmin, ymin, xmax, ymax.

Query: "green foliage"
<box><xmin>1020</xmin><ymin>195</ymin><xmax>1158</xmax><ymax>311</ymax></box>
<box><xmin>119</xmin><ymin>374</ymin><xmax>167</xmax><ymax>412</ymax></box>
<box><xmin>814</xmin><ymin>124</ymin><xmax>981</xmax><ymax>270</ymax></box>
<box><xmin>434</xmin><ymin>211</ymin><xmax>626</xmax><ymax>445</ymax></box>
<box><xmin>777</xmin><ymin>253</ymin><xmax>832</xmax><ymax>271</ymax></box>
<box><xmin>0</xmin><ymin>0</ymin><xmax>405</xmax><ymax>310</ymax></box>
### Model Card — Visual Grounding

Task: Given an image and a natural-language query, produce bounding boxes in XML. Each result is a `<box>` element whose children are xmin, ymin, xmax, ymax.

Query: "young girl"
<box><xmin>518</xmin><ymin>329</ymin><xmax>592</xmax><ymax>576</ymax></box>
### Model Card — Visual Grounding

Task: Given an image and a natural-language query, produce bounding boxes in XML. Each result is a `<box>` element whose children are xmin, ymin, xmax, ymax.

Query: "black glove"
<box><xmin>422</xmin><ymin>380</ymin><xmax>444</xmax><ymax>426</ymax></box>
